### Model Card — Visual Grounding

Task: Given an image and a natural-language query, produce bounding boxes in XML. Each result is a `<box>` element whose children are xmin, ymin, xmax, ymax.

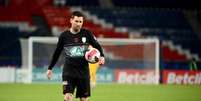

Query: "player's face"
<box><xmin>70</xmin><ymin>16</ymin><xmax>84</xmax><ymax>33</ymax></box>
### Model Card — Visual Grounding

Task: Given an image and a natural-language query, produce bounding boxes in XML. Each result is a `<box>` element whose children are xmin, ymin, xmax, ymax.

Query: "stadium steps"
<box><xmin>41</xmin><ymin>6</ymin><xmax>128</xmax><ymax>38</ymax></box>
<box><xmin>32</xmin><ymin>15</ymin><xmax>51</xmax><ymax>36</ymax></box>
<box><xmin>82</xmin><ymin>7</ymin><xmax>201</xmax><ymax>61</ymax></box>
<box><xmin>70</xmin><ymin>7</ymin><xmax>129</xmax><ymax>38</ymax></box>
<box><xmin>82</xmin><ymin>7</ymin><xmax>186</xmax><ymax>60</ymax></box>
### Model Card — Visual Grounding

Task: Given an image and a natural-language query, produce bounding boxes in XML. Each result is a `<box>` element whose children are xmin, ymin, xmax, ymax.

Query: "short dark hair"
<box><xmin>71</xmin><ymin>11</ymin><xmax>85</xmax><ymax>18</ymax></box>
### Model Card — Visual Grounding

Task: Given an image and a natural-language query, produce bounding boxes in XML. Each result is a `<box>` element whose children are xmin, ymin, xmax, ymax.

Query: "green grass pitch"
<box><xmin>0</xmin><ymin>83</ymin><xmax>201</xmax><ymax>101</ymax></box>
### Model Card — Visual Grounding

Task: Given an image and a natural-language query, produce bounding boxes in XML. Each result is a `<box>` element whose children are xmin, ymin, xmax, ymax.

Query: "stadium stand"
<box><xmin>82</xmin><ymin>6</ymin><xmax>201</xmax><ymax>70</ymax></box>
<box><xmin>65</xmin><ymin>0</ymin><xmax>99</xmax><ymax>7</ymax></box>
<box><xmin>0</xmin><ymin>0</ymin><xmax>200</xmax><ymax>70</ymax></box>
<box><xmin>112</xmin><ymin>0</ymin><xmax>199</xmax><ymax>10</ymax></box>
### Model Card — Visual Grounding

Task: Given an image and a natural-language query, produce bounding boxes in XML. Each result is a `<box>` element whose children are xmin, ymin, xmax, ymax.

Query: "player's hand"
<box><xmin>46</xmin><ymin>69</ymin><xmax>53</xmax><ymax>80</ymax></box>
<box><xmin>99</xmin><ymin>57</ymin><xmax>105</xmax><ymax>65</ymax></box>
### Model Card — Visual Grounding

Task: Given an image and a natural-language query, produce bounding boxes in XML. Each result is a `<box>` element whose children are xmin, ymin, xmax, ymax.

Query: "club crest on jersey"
<box><xmin>82</xmin><ymin>37</ymin><xmax>86</xmax><ymax>43</ymax></box>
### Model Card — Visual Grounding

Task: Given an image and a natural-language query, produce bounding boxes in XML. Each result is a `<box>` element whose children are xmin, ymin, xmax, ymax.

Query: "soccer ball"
<box><xmin>85</xmin><ymin>48</ymin><xmax>100</xmax><ymax>64</ymax></box>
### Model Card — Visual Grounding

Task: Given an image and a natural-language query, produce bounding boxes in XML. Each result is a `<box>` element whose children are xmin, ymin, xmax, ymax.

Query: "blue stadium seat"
<box><xmin>0</xmin><ymin>27</ymin><xmax>22</xmax><ymax>67</ymax></box>
<box><xmin>83</xmin><ymin>7</ymin><xmax>201</xmax><ymax>70</ymax></box>
<box><xmin>84</xmin><ymin>7</ymin><xmax>190</xmax><ymax>29</ymax></box>
<box><xmin>65</xmin><ymin>0</ymin><xmax>99</xmax><ymax>6</ymax></box>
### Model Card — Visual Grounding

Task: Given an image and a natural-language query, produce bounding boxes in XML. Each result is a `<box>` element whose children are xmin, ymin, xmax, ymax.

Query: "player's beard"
<box><xmin>73</xmin><ymin>26</ymin><xmax>81</xmax><ymax>33</ymax></box>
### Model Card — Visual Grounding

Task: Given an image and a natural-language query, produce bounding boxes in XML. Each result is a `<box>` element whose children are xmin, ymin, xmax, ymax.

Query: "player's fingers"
<box><xmin>47</xmin><ymin>74</ymin><xmax>51</xmax><ymax>80</ymax></box>
<box><xmin>99</xmin><ymin>57</ymin><xmax>105</xmax><ymax>65</ymax></box>
<box><xmin>48</xmin><ymin>74</ymin><xmax>52</xmax><ymax>80</ymax></box>
<box><xmin>47</xmin><ymin>70</ymin><xmax>52</xmax><ymax>80</ymax></box>
<box><xmin>99</xmin><ymin>61</ymin><xmax>104</xmax><ymax>65</ymax></box>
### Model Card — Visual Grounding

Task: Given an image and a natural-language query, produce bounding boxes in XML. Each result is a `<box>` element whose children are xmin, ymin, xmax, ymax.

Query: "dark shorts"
<box><xmin>62</xmin><ymin>76</ymin><xmax>91</xmax><ymax>98</ymax></box>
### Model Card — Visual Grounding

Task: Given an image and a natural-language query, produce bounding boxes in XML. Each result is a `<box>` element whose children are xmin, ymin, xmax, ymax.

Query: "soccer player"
<box><xmin>89</xmin><ymin>62</ymin><xmax>100</xmax><ymax>88</ymax></box>
<box><xmin>46</xmin><ymin>11</ymin><xmax>105</xmax><ymax>101</ymax></box>
<box><xmin>189</xmin><ymin>58</ymin><xmax>198</xmax><ymax>71</ymax></box>
<box><xmin>87</xmin><ymin>45</ymin><xmax>101</xmax><ymax>89</ymax></box>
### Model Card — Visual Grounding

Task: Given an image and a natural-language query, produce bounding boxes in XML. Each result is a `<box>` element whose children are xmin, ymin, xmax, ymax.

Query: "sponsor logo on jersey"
<box><xmin>69</xmin><ymin>46</ymin><xmax>85</xmax><ymax>57</ymax></box>
<box><xmin>64</xmin><ymin>46</ymin><xmax>87</xmax><ymax>57</ymax></box>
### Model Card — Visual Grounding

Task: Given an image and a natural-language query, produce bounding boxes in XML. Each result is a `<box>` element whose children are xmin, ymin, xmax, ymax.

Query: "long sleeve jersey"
<box><xmin>48</xmin><ymin>28</ymin><xmax>104</xmax><ymax>78</ymax></box>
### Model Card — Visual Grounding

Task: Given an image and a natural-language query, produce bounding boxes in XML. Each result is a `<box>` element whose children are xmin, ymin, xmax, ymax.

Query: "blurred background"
<box><xmin>0</xmin><ymin>0</ymin><xmax>201</xmax><ymax>85</ymax></box>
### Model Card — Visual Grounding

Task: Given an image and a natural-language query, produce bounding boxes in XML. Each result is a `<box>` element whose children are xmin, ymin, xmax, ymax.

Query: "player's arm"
<box><xmin>47</xmin><ymin>35</ymin><xmax>64</xmax><ymax>79</ymax></box>
<box><xmin>88</xmin><ymin>32</ymin><xmax>105</xmax><ymax>65</ymax></box>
